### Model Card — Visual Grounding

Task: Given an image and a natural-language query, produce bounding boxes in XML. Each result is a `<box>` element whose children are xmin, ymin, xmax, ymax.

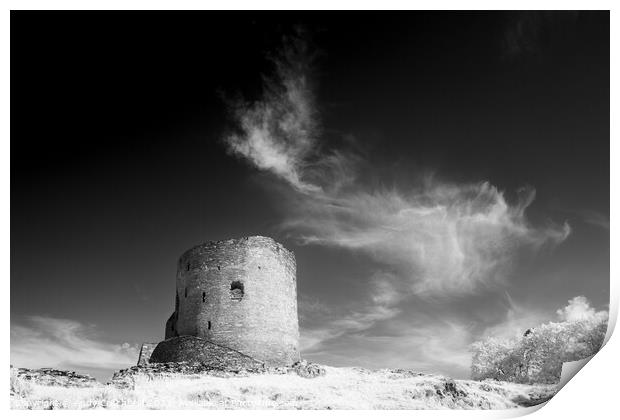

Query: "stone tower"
<box><xmin>165</xmin><ymin>236</ymin><xmax>300</xmax><ymax>366</ymax></box>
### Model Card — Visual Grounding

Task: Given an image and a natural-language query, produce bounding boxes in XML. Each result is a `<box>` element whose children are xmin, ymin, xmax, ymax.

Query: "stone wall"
<box><xmin>137</xmin><ymin>342</ymin><xmax>158</xmax><ymax>366</ymax></box>
<box><xmin>149</xmin><ymin>336</ymin><xmax>265</xmax><ymax>370</ymax></box>
<box><xmin>165</xmin><ymin>236</ymin><xmax>300</xmax><ymax>366</ymax></box>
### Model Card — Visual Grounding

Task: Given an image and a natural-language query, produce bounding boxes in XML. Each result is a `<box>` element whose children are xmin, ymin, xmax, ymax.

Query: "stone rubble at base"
<box><xmin>13</xmin><ymin>367</ymin><xmax>98</xmax><ymax>388</ymax></box>
<box><xmin>109</xmin><ymin>359</ymin><xmax>326</xmax><ymax>389</ymax></box>
<box><xmin>11</xmin><ymin>360</ymin><xmax>327</xmax><ymax>392</ymax></box>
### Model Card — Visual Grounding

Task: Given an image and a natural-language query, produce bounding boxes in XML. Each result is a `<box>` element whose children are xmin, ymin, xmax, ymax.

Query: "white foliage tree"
<box><xmin>471</xmin><ymin>296</ymin><xmax>608</xmax><ymax>384</ymax></box>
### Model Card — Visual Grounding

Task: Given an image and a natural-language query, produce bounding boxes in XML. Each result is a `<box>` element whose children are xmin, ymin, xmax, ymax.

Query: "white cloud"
<box><xmin>11</xmin><ymin>316</ymin><xmax>138</xmax><ymax>378</ymax></box>
<box><xmin>298</xmin><ymin>274</ymin><xmax>474</xmax><ymax>378</ymax></box>
<box><xmin>299</xmin><ymin>274</ymin><xmax>403</xmax><ymax>352</ymax></box>
<box><xmin>224</xmin><ymin>34</ymin><xmax>573</xmax><ymax>376</ymax></box>
<box><xmin>301</xmin><ymin>294</ymin><xmax>609</xmax><ymax>378</ymax></box>
<box><xmin>557</xmin><ymin>296</ymin><xmax>606</xmax><ymax>322</ymax></box>
<box><xmin>369</xmin><ymin>271</ymin><xmax>405</xmax><ymax>306</ymax></box>
<box><xmin>225</xmin><ymin>36</ymin><xmax>570</xmax><ymax>301</ymax></box>
<box><xmin>287</xmin><ymin>181</ymin><xmax>570</xmax><ymax>298</ymax></box>
<box><xmin>302</xmin><ymin>311</ymin><xmax>474</xmax><ymax>378</ymax></box>
<box><xmin>580</xmin><ymin>210</ymin><xmax>609</xmax><ymax>230</ymax></box>
<box><xmin>397</xmin><ymin>320</ymin><xmax>473</xmax><ymax>377</ymax></box>
<box><xmin>479</xmin><ymin>295</ymin><xmax>609</xmax><ymax>344</ymax></box>
<box><xmin>224</xmin><ymin>34</ymin><xmax>321</xmax><ymax>194</ymax></box>
<box><xmin>300</xmin><ymin>302</ymin><xmax>400</xmax><ymax>354</ymax></box>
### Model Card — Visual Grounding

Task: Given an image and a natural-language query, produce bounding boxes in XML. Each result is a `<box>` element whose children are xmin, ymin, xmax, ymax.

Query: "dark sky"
<box><xmin>11</xmin><ymin>11</ymin><xmax>609</xmax><ymax>380</ymax></box>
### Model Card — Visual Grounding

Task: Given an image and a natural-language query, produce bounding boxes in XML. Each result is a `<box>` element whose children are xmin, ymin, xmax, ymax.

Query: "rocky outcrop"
<box><xmin>13</xmin><ymin>367</ymin><xmax>99</xmax><ymax>388</ymax></box>
<box><xmin>291</xmin><ymin>359</ymin><xmax>326</xmax><ymax>378</ymax></box>
<box><xmin>11</xmin><ymin>363</ymin><xmax>557</xmax><ymax>409</ymax></box>
<box><xmin>109</xmin><ymin>359</ymin><xmax>326</xmax><ymax>389</ymax></box>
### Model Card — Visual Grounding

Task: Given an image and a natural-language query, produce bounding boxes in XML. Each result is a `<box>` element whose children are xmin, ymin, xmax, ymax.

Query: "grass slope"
<box><xmin>11</xmin><ymin>366</ymin><xmax>557</xmax><ymax>410</ymax></box>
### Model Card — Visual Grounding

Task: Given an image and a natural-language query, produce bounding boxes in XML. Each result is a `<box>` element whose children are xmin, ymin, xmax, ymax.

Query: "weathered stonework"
<box><xmin>165</xmin><ymin>236</ymin><xmax>300</xmax><ymax>366</ymax></box>
<box><xmin>137</xmin><ymin>342</ymin><xmax>158</xmax><ymax>366</ymax></box>
<box><xmin>150</xmin><ymin>336</ymin><xmax>264</xmax><ymax>369</ymax></box>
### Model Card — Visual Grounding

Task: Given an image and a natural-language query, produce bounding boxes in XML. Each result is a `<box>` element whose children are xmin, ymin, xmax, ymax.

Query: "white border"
<box><xmin>3</xmin><ymin>2</ymin><xmax>616</xmax><ymax>420</ymax></box>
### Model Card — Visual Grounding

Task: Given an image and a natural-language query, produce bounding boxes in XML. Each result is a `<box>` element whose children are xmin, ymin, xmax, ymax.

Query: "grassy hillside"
<box><xmin>10</xmin><ymin>365</ymin><xmax>557</xmax><ymax>409</ymax></box>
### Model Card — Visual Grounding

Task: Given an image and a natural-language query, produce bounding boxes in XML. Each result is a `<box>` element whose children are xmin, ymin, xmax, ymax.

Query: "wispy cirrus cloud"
<box><xmin>301</xmin><ymin>302</ymin><xmax>474</xmax><ymax>378</ymax></box>
<box><xmin>224</xmin><ymin>33</ymin><xmax>321</xmax><ymax>194</ymax></box>
<box><xmin>223</xmin><ymin>34</ymin><xmax>570</xmax><ymax>300</ymax></box>
<box><xmin>501</xmin><ymin>12</ymin><xmax>579</xmax><ymax>61</ymax></box>
<box><xmin>286</xmin><ymin>181</ymin><xmax>570</xmax><ymax>298</ymax></box>
<box><xmin>579</xmin><ymin>210</ymin><xmax>609</xmax><ymax>230</ymax></box>
<box><xmin>300</xmin><ymin>292</ymin><xmax>608</xmax><ymax>378</ymax></box>
<box><xmin>11</xmin><ymin>316</ymin><xmax>138</xmax><ymax>380</ymax></box>
<box><xmin>299</xmin><ymin>273</ymin><xmax>403</xmax><ymax>353</ymax></box>
<box><xmin>224</xmin><ymin>32</ymin><xmax>572</xmax><ymax>377</ymax></box>
<box><xmin>478</xmin><ymin>292</ymin><xmax>550</xmax><ymax>340</ymax></box>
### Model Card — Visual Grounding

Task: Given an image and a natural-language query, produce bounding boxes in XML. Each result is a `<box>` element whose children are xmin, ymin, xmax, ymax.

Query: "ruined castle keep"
<box><xmin>156</xmin><ymin>236</ymin><xmax>300</xmax><ymax>367</ymax></box>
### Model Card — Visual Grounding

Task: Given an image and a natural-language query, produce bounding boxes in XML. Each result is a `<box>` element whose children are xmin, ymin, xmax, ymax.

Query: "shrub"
<box><xmin>10</xmin><ymin>368</ymin><xmax>33</xmax><ymax>398</ymax></box>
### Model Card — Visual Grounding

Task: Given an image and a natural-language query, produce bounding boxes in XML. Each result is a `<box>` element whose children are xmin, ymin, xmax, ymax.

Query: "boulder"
<box><xmin>292</xmin><ymin>360</ymin><xmax>326</xmax><ymax>378</ymax></box>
